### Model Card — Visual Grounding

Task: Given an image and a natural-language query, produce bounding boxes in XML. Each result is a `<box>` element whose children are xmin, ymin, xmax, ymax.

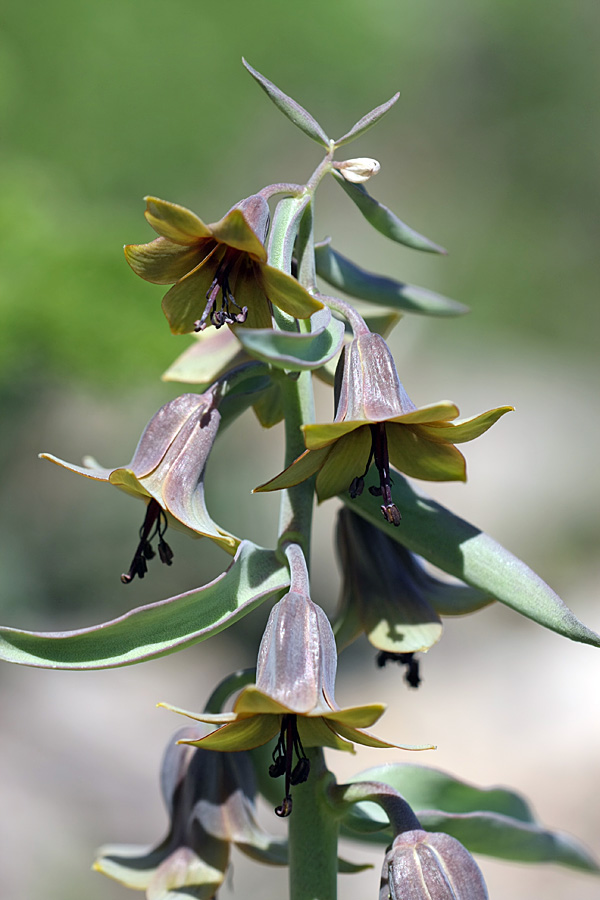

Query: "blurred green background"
<box><xmin>1</xmin><ymin>1</ymin><xmax>599</xmax><ymax>898</ymax></box>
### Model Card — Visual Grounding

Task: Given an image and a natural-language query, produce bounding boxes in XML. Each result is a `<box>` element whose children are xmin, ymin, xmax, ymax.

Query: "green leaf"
<box><xmin>162</xmin><ymin>329</ymin><xmax>250</xmax><ymax>388</ymax></box>
<box><xmin>315</xmin><ymin>241</ymin><xmax>468</xmax><ymax>316</ymax></box>
<box><xmin>332</xmin><ymin>172</ymin><xmax>447</xmax><ymax>254</ymax></box>
<box><xmin>0</xmin><ymin>542</ymin><xmax>289</xmax><ymax>669</ymax></box>
<box><xmin>344</xmin><ymin>474</ymin><xmax>600</xmax><ymax>647</ymax></box>
<box><xmin>235</xmin><ymin>308</ymin><xmax>345</xmax><ymax>371</ymax></box>
<box><xmin>343</xmin><ymin>764</ymin><xmax>600</xmax><ymax>872</ymax></box>
<box><xmin>334</xmin><ymin>93</ymin><xmax>400</xmax><ymax>147</ymax></box>
<box><xmin>242</xmin><ymin>59</ymin><xmax>330</xmax><ymax>148</ymax></box>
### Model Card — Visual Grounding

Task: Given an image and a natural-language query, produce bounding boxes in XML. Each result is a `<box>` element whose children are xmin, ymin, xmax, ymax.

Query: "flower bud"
<box><xmin>380</xmin><ymin>830</ymin><xmax>488</xmax><ymax>900</ymax></box>
<box><xmin>334</xmin><ymin>157</ymin><xmax>381</xmax><ymax>183</ymax></box>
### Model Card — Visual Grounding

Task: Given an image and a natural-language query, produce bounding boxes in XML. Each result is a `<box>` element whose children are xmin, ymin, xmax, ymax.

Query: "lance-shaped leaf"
<box><xmin>315</xmin><ymin>240</ymin><xmax>468</xmax><ymax>316</ymax></box>
<box><xmin>343</xmin><ymin>764</ymin><xmax>600</xmax><ymax>873</ymax></box>
<box><xmin>334</xmin><ymin>92</ymin><xmax>400</xmax><ymax>147</ymax></box>
<box><xmin>0</xmin><ymin>542</ymin><xmax>289</xmax><ymax>669</ymax></box>
<box><xmin>345</xmin><ymin>475</ymin><xmax>600</xmax><ymax>647</ymax></box>
<box><xmin>234</xmin><ymin>307</ymin><xmax>345</xmax><ymax>371</ymax></box>
<box><xmin>332</xmin><ymin>171</ymin><xmax>446</xmax><ymax>254</ymax></box>
<box><xmin>242</xmin><ymin>59</ymin><xmax>330</xmax><ymax>148</ymax></box>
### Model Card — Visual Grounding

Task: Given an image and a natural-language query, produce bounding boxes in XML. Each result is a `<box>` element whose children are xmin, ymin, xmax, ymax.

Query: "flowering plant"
<box><xmin>1</xmin><ymin>59</ymin><xmax>598</xmax><ymax>900</ymax></box>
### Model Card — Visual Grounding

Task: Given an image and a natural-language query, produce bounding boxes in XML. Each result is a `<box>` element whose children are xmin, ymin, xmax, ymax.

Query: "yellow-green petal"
<box><xmin>297</xmin><ymin>716</ymin><xmax>355</xmax><ymax>752</ymax></box>
<box><xmin>181</xmin><ymin>716</ymin><xmax>280</xmax><ymax>751</ymax></box>
<box><xmin>210</xmin><ymin>208</ymin><xmax>268</xmax><ymax>260</ymax></box>
<box><xmin>334</xmin><ymin>720</ymin><xmax>434</xmax><ymax>750</ymax></box>
<box><xmin>324</xmin><ymin>703</ymin><xmax>386</xmax><ymax>730</ymax></box>
<box><xmin>156</xmin><ymin>701</ymin><xmax>237</xmax><ymax>725</ymax></box>
<box><xmin>303</xmin><ymin>420</ymin><xmax>365</xmax><ymax>450</ymax></box>
<box><xmin>144</xmin><ymin>196</ymin><xmax>212</xmax><ymax>243</ymax></box>
<box><xmin>417</xmin><ymin>405</ymin><xmax>514</xmax><ymax>444</ymax></box>
<box><xmin>40</xmin><ymin>452</ymin><xmax>113</xmax><ymax>482</ymax></box>
<box><xmin>259</xmin><ymin>264</ymin><xmax>324</xmax><ymax>320</ymax></box>
<box><xmin>253</xmin><ymin>446</ymin><xmax>329</xmax><ymax>493</ymax></box>
<box><xmin>389</xmin><ymin>401</ymin><xmax>460</xmax><ymax>425</ymax></box>
<box><xmin>316</xmin><ymin>427</ymin><xmax>372</xmax><ymax>501</ymax></box>
<box><xmin>124</xmin><ymin>237</ymin><xmax>205</xmax><ymax>285</ymax></box>
<box><xmin>161</xmin><ymin>251</ymin><xmax>223</xmax><ymax>334</ymax></box>
<box><xmin>387</xmin><ymin>424</ymin><xmax>467</xmax><ymax>482</ymax></box>
<box><xmin>231</xmin><ymin>262</ymin><xmax>274</xmax><ymax>329</ymax></box>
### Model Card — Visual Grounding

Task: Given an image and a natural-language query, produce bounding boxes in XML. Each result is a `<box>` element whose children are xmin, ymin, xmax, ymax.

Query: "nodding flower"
<box><xmin>160</xmin><ymin>590</ymin><xmax>432</xmax><ymax>817</ymax></box>
<box><xmin>125</xmin><ymin>194</ymin><xmax>323</xmax><ymax>334</ymax></box>
<box><xmin>41</xmin><ymin>390</ymin><xmax>238</xmax><ymax>583</ymax></box>
<box><xmin>255</xmin><ymin>332</ymin><xmax>512</xmax><ymax>526</ymax></box>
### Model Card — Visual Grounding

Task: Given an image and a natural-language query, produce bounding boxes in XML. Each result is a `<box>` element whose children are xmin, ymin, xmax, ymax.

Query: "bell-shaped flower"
<box><xmin>160</xmin><ymin>591</ymin><xmax>431</xmax><ymax>816</ymax></box>
<box><xmin>94</xmin><ymin>726</ymin><xmax>286</xmax><ymax>900</ymax></box>
<box><xmin>335</xmin><ymin>506</ymin><xmax>442</xmax><ymax>656</ymax></box>
<box><xmin>41</xmin><ymin>390</ymin><xmax>238</xmax><ymax>583</ymax></box>
<box><xmin>380</xmin><ymin>829</ymin><xmax>489</xmax><ymax>899</ymax></box>
<box><xmin>125</xmin><ymin>195</ymin><xmax>323</xmax><ymax>333</ymax></box>
<box><xmin>255</xmin><ymin>332</ymin><xmax>512</xmax><ymax>525</ymax></box>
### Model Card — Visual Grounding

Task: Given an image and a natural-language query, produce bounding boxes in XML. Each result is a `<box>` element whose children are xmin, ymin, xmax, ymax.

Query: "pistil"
<box><xmin>121</xmin><ymin>498</ymin><xmax>174</xmax><ymax>584</ymax></box>
<box><xmin>349</xmin><ymin>424</ymin><xmax>401</xmax><ymax>526</ymax></box>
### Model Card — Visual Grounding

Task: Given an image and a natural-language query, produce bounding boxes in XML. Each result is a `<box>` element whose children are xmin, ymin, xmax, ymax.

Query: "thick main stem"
<box><xmin>288</xmin><ymin>748</ymin><xmax>338</xmax><ymax>900</ymax></box>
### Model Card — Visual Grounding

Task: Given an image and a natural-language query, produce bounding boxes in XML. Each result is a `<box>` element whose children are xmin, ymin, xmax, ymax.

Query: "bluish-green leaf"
<box><xmin>342</xmin><ymin>764</ymin><xmax>599</xmax><ymax>872</ymax></box>
<box><xmin>315</xmin><ymin>240</ymin><xmax>468</xmax><ymax>316</ymax></box>
<box><xmin>334</xmin><ymin>93</ymin><xmax>400</xmax><ymax>148</ymax></box>
<box><xmin>0</xmin><ymin>542</ymin><xmax>289</xmax><ymax>669</ymax></box>
<box><xmin>242</xmin><ymin>59</ymin><xmax>330</xmax><ymax>148</ymax></box>
<box><xmin>332</xmin><ymin>172</ymin><xmax>446</xmax><ymax>254</ymax></box>
<box><xmin>235</xmin><ymin>308</ymin><xmax>345</xmax><ymax>371</ymax></box>
<box><xmin>344</xmin><ymin>474</ymin><xmax>600</xmax><ymax>647</ymax></box>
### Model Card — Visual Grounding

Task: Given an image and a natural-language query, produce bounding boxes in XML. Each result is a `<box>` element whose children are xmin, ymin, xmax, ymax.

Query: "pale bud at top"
<box><xmin>334</xmin><ymin>157</ymin><xmax>381</xmax><ymax>183</ymax></box>
<box><xmin>380</xmin><ymin>830</ymin><xmax>489</xmax><ymax>900</ymax></box>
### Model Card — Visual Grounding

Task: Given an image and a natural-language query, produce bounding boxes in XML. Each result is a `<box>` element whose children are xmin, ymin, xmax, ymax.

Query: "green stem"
<box><xmin>277</xmin><ymin>369</ymin><xmax>315</xmax><ymax>558</ymax></box>
<box><xmin>289</xmin><ymin>749</ymin><xmax>338</xmax><ymax>900</ymax></box>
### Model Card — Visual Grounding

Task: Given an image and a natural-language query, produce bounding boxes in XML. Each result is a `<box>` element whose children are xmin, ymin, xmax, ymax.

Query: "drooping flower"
<box><xmin>94</xmin><ymin>726</ymin><xmax>286</xmax><ymax>900</ymax></box>
<box><xmin>41</xmin><ymin>390</ymin><xmax>238</xmax><ymax>583</ymax></box>
<box><xmin>335</xmin><ymin>507</ymin><xmax>491</xmax><ymax>660</ymax></box>
<box><xmin>255</xmin><ymin>332</ymin><xmax>512</xmax><ymax>525</ymax></box>
<box><xmin>160</xmin><ymin>590</ymin><xmax>432</xmax><ymax>817</ymax></box>
<box><xmin>125</xmin><ymin>195</ymin><xmax>323</xmax><ymax>333</ymax></box>
<box><xmin>380</xmin><ymin>829</ymin><xmax>489</xmax><ymax>899</ymax></box>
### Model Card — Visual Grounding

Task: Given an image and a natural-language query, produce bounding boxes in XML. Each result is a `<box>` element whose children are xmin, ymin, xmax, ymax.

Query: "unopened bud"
<box><xmin>380</xmin><ymin>830</ymin><xmax>488</xmax><ymax>899</ymax></box>
<box><xmin>334</xmin><ymin>157</ymin><xmax>381</xmax><ymax>183</ymax></box>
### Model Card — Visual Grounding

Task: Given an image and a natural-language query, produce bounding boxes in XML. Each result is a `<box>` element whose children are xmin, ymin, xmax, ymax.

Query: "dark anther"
<box><xmin>121</xmin><ymin>499</ymin><xmax>174</xmax><ymax>584</ymax></box>
<box><xmin>269</xmin><ymin>714</ymin><xmax>310</xmax><ymax>816</ymax></box>
<box><xmin>376</xmin><ymin>651</ymin><xmax>421</xmax><ymax>689</ymax></box>
<box><xmin>349</xmin><ymin>476</ymin><xmax>364</xmax><ymax>498</ymax></box>
<box><xmin>194</xmin><ymin>250</ymin><xmax>248</xmax><ymax>332</ymax></box>
<box><xmin>290</xmin><ymin>757</ymin><xmax>311</xmax><ymax>785</ymax></box>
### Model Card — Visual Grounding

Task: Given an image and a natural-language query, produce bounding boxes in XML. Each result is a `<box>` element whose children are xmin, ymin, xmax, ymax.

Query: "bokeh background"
<box><xmin>1</xmin><ymin>1</ymin><xmax>599</xmax><ymax>898</ymax></box>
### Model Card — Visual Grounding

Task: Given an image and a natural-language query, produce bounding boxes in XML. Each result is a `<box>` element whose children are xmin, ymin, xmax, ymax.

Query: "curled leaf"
<box><xmin>0</xmin><ymin>542</ymin><xmax>289</xmax><ymax>669</ymax></box>
<box><xmin>234</xmin><ymin>308</ymin><xmax>344</xmax><ymax>371</ymax></box>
